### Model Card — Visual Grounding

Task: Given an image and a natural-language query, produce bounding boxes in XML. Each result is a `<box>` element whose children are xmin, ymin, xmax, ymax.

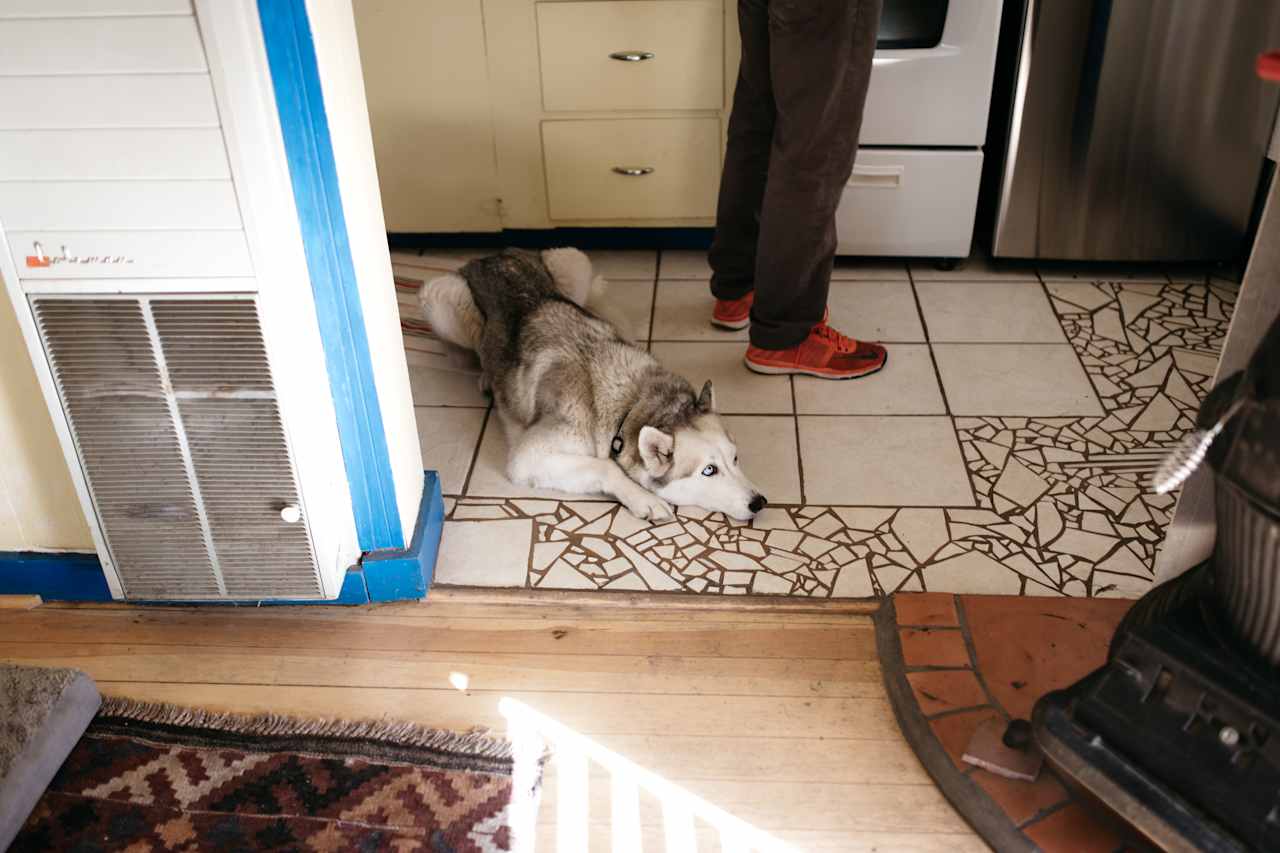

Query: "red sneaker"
<box><xmin>745</xmin><ymin>323</ymin><xmax>887</xmax><ymax>379</ymax></box>
<box><xmin>711</xmin><ymin>291</ymin><xmax>753</xmax><ymax>330</ymax></box>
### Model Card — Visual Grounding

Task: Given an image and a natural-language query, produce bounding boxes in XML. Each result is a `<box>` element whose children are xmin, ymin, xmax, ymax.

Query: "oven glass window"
<box><xmin>877</xmin><ymin>0</ymin><xmax>949</xmax><ymax>49</ymax></box>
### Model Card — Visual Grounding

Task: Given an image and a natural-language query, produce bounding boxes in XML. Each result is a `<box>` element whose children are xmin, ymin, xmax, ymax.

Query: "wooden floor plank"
<box><xmin>91</xmin><ymin>682</ymin><xmax>902</xmax><ymax>740</ymax></box>
<box><xmin>534</xmin><ymin>825</ymin><xmax>988</xmax><ymax>852</ymax></box>
<box><xmin>43</xmin><ymin>599</ymin><xmax>873</xmax><ymax>625</ymax></box>
<box><xmin>532</xmin><ymin>770</ymin><xmax>971</xmax><ymax>834</ymax></box>
<box><xmin>0</xmin><ymin>643</ymin><xmax>884</xmax><ymax>698</ymax></box>
<box><xmin>0</xmin><ymin>600</ymin><xmax>977</xmax><ymax>847</ymax></box>
<box><xmin>0</xmin><ymin>610</ymin><xmax>875</xmax><ymax>660</ymax></box>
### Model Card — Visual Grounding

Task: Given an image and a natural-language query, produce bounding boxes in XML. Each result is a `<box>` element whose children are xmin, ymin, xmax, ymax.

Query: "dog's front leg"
<box><xmin>508</xmin><ymin>441</ymin><xmax>673</xmax><ymax>522</ymax></box>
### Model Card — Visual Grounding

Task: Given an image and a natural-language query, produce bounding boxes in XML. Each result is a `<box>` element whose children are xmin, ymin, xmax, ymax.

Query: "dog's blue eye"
<box><xmin>702</xmin><ymin>464</ymin><xmax>718</xmax><ymax>477</ymax></box>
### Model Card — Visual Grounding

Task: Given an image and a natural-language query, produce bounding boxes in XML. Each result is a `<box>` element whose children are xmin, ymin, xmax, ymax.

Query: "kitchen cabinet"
<box><xmin>355</xmin><ymin>0</ymin><xmax>732</xmax><ymax>232</ymax></box>
<box><xmin>353</xmin><ymin>0</ymin><xmax>503</xmax><ymax>232</ymax></box>
<box><xmin>355</xmin><ymin>0</ymin><xmax>997</xmax><ymax>260</ymax></box>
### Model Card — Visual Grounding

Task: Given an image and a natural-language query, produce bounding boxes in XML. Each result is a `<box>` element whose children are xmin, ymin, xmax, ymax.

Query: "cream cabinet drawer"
<box><xmin>536</xmin><ymin>1</ymin><xmax>722</xmax><ymax>112</ymax></box>
<box><xmin>542</xmin><ymin>118</ymin><xmax>721</xmax><ymax>221</ymax></box>
<box><xmin>9</xmin><ymin>230</ymin><xmax>253</xmax><ymax>280</ymax></box>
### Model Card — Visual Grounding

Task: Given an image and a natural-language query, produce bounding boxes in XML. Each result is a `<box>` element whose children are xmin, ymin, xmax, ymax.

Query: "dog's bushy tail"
<box><xmin>542</xmin><ymin>248</ymin><xmax>600</xmax><ymax>308</ymax></box>
<box><xmin>419</xmin><ymin>273</ymin><xmax>483</xmax><ymax>351</ymax></box>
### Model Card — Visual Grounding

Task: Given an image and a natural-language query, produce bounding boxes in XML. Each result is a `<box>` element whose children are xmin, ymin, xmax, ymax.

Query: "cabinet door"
<box><xmin>353</xmin><ymin>0</ymin><xmax>501</xmax><ymax>233</ymax></box>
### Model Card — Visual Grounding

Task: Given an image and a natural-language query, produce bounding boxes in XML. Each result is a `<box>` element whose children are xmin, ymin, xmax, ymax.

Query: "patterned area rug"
<box><xmin>11</xmin><ymin>699</ymin><xmax>534</xmax><ymax>852</ymax></box>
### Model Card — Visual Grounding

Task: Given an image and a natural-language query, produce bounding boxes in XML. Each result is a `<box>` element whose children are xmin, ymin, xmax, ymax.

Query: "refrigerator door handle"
<box><xmin>993</xmin><ymin>0</ymin><xmax>1037</xmax><ymax>254</ymax></box>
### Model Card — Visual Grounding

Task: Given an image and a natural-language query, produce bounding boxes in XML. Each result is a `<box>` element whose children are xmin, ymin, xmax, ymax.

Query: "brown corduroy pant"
<box><xmin>709</xmin><ymin>0</ymin><xmax>883</xmax><ymax>349</ymax></box>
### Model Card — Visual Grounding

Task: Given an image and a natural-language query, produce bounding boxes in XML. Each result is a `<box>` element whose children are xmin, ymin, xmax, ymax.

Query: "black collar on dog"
<box><xmin>610</xmin><ymin>408</ymin><xmax>631</xmax><ymax>458</ymax></box>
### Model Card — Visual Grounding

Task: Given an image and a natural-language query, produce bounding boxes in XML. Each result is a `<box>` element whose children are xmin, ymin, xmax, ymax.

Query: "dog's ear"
<box><xmin>638</xmin><ymin>426</ymin><xmax>674</xmax><ymax>477</ymax></box>
<box><xmin>541</xmin><ymin>248</ymin><xmax>594</xmax><ymax>307</ymax></box>
<box><xmin>696</xmin><ymin>380</ymin><xmax>715</xmax><ymax>412</ymax></box>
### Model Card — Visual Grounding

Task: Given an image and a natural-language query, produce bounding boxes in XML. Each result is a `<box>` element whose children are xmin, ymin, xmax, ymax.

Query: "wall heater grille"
<box><xmin>32</xmin><ymin>296</ymin><xmax>321</xmax><ymax>600</ymax></box>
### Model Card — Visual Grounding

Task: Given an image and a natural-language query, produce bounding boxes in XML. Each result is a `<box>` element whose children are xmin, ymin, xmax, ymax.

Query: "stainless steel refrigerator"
<box><xmin>992</xmin><ymin>1</ymin><xmax>1280</xmax><ymax>261</ymax></box>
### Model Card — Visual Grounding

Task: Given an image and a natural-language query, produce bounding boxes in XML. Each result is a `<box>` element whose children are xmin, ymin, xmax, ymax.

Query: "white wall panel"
<box><xmin>0</xmin><ymin>129</ymin><xmax>230</xmax><ymax>179</ymax></box>
<box><xmin>0</xmin><ymin>17</ymin><xmax>206</xmax><ymax>75</ymax></box>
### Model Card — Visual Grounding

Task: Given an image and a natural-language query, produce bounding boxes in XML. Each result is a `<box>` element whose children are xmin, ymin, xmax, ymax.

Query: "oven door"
<box><xmin>861</xmin><ymin>0</ymin><xmax>1003</xmax><ymax>146</ymax></box>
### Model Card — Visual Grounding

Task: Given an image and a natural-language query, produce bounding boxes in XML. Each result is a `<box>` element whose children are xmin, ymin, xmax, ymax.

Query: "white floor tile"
<box><xmin>827</xmin><ymin>280</ymin><xmax>925</xmax><ymax>342</ymax></box>
<box><xmin>932</xmin><ymin>343</ymin><xmax>1104</xmax><ymax>416</ymax></box>
<box><xmin>652</xmin><ymin>281</ymin><xmax>745</xmax><ymax>341</ymax></box>
<box><xmin>794</xmin><ymin>344</ymin><xmax>944</xmax><ymax>415</ymax></box>
<box><xmin>725</xmin><ymin>415</ymin><xmax>802</xmax><ymax>505</ymax></box>
<box><xmin>798</xmin><ymin>416</ymin><xmax>974</xmax><ymax>506</ymax></box>
<box><xmin>658</xmin><ymin>251</ymin><xmax>910</xmax><ymax>281</ymax></box>
<box><xmin>909</xmin><ymin>255</ymin><xmax>1039</xmax><ymax>281</ymax></box>
<box><xmin>590</xmin><ymin>250</ymin><xmax>658</xmax><ymax>280</ymax></box>
<box><xmin>659</xmin><ymin>249</ymin><xmax>711</xmax><ymax>279</ymax></box>
<box><xmin>593</xmin><ymin>279</ymin><xmax>654</xmax><ymax>343</ymax></box>
<box><xmin>434</xmin><ymin>518</ymin><xmax>531</xmax><ymax>586</ymax></box>
<box><xmin>915</xmin><ymin>280</ymin><xmax>1066</xmax><ymax>343</ymax></box>
<box><xmin>1037</xmin><ymin>262</ymin><xmax>1168</xmax><ymax>282</ymax></box>
<box><xmin>831</xmin><ymin>258</ymin><xmax>910</xmax><ymax>280</ymax></box>
<box><xmin>652</xmin><ymin>279</ymin><xmax>924</xmax><ymax>343</ymax></box>
<box><xmin>407</xmin><ymin>362</ymin><xmax>488</xmax><ymax>407</ymax></box>
<box><xmin>466</xmin><ymin>420</ymin><xmax>597</xmax><ymax>500</ymax></box>
<box><xmin>650</xmin><ymin>342</ymin><xmax>792</xmax><ymax>414</ymax></box>
<box><xmin>415</xmin><ymin>407</ymin><xmax>486</xmax><ymax>495</ymax></box>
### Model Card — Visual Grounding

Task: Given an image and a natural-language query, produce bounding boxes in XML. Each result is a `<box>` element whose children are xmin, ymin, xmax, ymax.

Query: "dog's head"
<box><xmin>635</xmin><ymin>381</ymin><xmax>767</xmax><ymax>521</ymax></box>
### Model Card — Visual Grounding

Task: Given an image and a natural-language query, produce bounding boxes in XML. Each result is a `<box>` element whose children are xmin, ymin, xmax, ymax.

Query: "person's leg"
<box><xmin>708</xmin><ymin>0</ymin><xmax>774</xmax><ymax>303</ymax></box>
<box><xmin>748</xmin><ymin>0</ymin><xmax>882</xmax><ymax>350</ymax></box>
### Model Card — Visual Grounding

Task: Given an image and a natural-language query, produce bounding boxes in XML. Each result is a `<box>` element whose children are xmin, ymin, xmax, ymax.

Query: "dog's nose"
<box><xmin>749</xmin><ymin>494</ymin><xmax>767</xmax><ymax>514</ymax></box>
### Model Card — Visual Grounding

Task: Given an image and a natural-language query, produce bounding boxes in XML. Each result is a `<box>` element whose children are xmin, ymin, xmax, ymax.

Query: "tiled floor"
<box><xmin>391</xmin><ymin>249</ymin><xmax>1238</xmax><ymax>599</ymax></box>
<box><xmin>881</xmin><ymin>592</ymin><xmax>1136</xmax><ymax>849</ymax></box>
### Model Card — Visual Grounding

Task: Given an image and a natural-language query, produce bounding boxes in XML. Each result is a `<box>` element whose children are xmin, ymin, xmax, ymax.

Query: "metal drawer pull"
<box><xmin>612</xmin><ymin>166</ymin><xmax>655</xmax><ymax>177</ymax></box>
<box><xmin>609</xmin><ymin>51</ymin><xmax>655</xmax><ymax>62</ymax></box>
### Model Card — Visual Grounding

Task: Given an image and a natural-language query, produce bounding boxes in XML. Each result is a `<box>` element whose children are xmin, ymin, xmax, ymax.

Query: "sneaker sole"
<box><xmin>711</xmin><ymin>317</ymin><xmax>750</xmax><ymax>331</ymax></box>
<box><xmin>743</xmin><ymin>352</ymin><xmax>887</xmax><ymax>380</ymax></box>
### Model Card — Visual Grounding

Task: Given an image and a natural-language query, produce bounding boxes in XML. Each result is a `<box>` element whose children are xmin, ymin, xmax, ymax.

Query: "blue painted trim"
<box><xmin>257</xmin><ymin>0</ymin><xmax>403</xmax><ymax>551</ymax></box>
<box><xmin>362</xmin><ymin>471</ymin><xmax>444</xmax><ymax>602</ymax></box>
<box><xmin>0</xmin><ymin>551</ymin><xmax>112</xmax><ymax>602</ymax></box>
<box><xmin>0</xmin><ymin>475</ymin><xmax>444</xmax><ymax>606</ymax></box>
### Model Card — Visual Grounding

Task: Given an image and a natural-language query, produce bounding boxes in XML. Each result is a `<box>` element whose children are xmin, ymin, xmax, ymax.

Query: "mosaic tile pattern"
<box><xmin>409</xmin><ymin>249</ymin><xmax>1236</xmax><ymax>598</ymax></box>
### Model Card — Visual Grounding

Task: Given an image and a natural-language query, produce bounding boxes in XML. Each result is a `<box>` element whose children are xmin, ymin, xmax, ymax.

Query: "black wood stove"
<box><xmin>1033</xmin><ymin>310</ymin><xmax>1280</xmax><ymax>852</ymax></box>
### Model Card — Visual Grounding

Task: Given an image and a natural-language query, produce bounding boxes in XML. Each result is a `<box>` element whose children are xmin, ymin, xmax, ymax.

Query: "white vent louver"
<box><xmin>32</xmin><ymin>296</ymin><xmax>321</xmax><ymax>600</ymax></box>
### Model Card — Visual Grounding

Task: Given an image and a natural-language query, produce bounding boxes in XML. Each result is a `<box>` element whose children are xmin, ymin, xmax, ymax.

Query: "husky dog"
<box><xmin>420</xmin><ymin>249</ymin><xmax>767</xmax><ymax>522</ymax></box>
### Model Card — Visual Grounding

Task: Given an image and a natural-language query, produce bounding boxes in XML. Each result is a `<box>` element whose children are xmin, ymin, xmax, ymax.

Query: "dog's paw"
<box><xmin>624</xmin><ymin>493</ymin><xmax>675</xmax><ymax>523</ymax></box>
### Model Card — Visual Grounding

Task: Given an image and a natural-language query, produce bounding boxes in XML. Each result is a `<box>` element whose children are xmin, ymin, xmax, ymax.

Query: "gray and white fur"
<box><xmin>420</xmin><ymin>248</ymin><xmax>767</xmax><ymax>522</ymax></box>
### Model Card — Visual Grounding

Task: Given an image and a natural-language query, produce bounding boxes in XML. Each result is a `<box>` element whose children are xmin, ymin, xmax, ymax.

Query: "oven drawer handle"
<box><xmin>848</xmin><ymin>164</ymin><xmax>904</xmax><ymax>188</ymax></box>
<box><xmin>612</xmin><ymin>166</ymin><xmax>655</xmax><ymax>177</ymax></box>
<box><xmin>609</xmin><ymin>51</ymin><xmax>655</xmax><ymax>62</ymax></box>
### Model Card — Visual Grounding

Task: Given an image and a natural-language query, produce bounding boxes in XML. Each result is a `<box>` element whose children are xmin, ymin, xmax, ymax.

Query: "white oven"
<box><xmin>836</xmin><ymin>0</ymin><xmax>1003</xmax><ymax>258</ymax></box>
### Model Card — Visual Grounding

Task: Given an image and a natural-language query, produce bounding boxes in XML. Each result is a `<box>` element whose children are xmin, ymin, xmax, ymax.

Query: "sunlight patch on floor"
<box><xmin>501</xmin><ymin>697</ymin><xmax>796</xmax><ymax>852</ymax></box>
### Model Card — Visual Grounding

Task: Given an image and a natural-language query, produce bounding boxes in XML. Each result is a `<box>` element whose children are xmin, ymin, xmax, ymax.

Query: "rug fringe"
<box><xmin>96</xmin><ymin>697</ymin><xmax>517</xmax><ymax>761</ymax></box>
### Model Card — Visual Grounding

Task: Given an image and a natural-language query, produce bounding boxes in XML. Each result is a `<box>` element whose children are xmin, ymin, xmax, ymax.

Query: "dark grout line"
<box><xmin>459</xmin><ymin>404</ymin><xmax>493</xmax><ymax>498</ymax></box>
<box><xmin>790</xmin><ymin>377</ymin><xmax>807</xmax><ymax>505</ymax></box>
<box><xmin>907</xmin><ymin>265</ymin><xmax>953</xmax><ymax>418</ymax></box>
<box><xmin>953</xmin><ymin>597</ymin><xmax>1011</xmax><ymax>719</ymax></box>
<box><xmin>1037</xmin><ymin>270</ymin><xmax>1108</xmax><ymax>414</ymax></box>
<box><xmin>646</xmin><ymin>250</ymin><xmax>661</xmax><ymax>351</ymax></box>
